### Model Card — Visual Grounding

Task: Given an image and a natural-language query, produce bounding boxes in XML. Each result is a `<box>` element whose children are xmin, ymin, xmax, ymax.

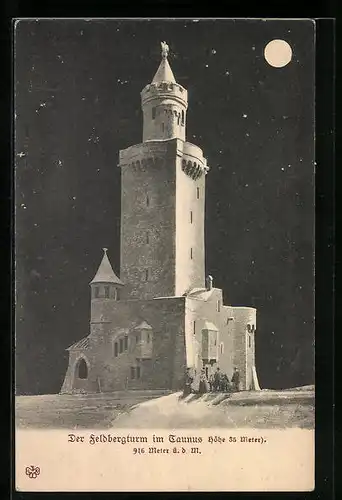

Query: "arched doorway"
<box><xmin>76</xmin><ymin>358</ymin><xmax>88</xmax><ymax>379</ymax></box>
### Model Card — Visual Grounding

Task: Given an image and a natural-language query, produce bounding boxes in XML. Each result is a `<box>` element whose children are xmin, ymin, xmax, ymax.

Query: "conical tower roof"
<box><xmin>151</xmin><ymin>41</ymin><xmax>176</xmax><ymax>83</ymax></box>
<box><xmin>90</xmin><ymin>248</ymin><xmax>124</xmax><ymax>285</ymax></box>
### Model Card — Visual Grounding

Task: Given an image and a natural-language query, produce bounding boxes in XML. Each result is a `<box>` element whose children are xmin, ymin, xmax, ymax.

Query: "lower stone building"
<box><xmin>61</xmin><ymin>250</ymin><xmax>260</xmax><ymax>393</ymax></box>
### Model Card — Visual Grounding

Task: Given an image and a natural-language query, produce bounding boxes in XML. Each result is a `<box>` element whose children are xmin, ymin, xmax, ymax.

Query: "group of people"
<box><xmin>184</xmin><ymin>366</ymin><xmax>240</xmax><ymax>396</ymax></box>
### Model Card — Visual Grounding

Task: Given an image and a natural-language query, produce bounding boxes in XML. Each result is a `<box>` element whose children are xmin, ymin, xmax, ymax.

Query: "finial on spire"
<box><xmin>161</xmin><ymin>41</ymin><xmax>169</xmax><ymax>59</ymax></box>
<box><xmin>103</xmin><ymin>247</ymin><xmax>108</xmax><ymax>254</ymax></box>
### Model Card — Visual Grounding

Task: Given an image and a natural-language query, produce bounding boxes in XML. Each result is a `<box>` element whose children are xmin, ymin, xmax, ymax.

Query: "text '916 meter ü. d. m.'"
<box><xmin>61</xmin><ymin>42</ymin><xmax>260</xmax><ymax>394</ymax></box>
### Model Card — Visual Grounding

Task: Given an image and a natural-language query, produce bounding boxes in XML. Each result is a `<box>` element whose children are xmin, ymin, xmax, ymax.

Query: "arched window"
<box><xmin>114</xmin><ymin>342</ymin><xmax>118</xmax><ymax>357</ymax></box>
<box><xmin>94</xmin><ymin>286</ymin><xmax>100</xmax><ymax>298</ymax></box>
<box><xmin>181</xmin><ymin>110</ymin><xmax>185</xmax><ymax>125</ymax></box>
<box><xmin>77</xmin><ymin>358</ymin><xmax>88</xmax><ymax>379</ymax></box>
<box><xmin>197</xmin><ymin>187</ymin><xmax>200</xmax><ymax>199</ymax></box>
<box><xmin>152</xmin><ymin>107</ymin><xmax>156</xmax><ymax>119</ymax></box>
<box><xmin>104</xmin><ymin>286</ymin><xmax>109</xmax><ymax>298</ymax></box>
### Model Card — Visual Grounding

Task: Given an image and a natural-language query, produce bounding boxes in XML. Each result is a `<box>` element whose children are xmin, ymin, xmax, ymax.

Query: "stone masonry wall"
<box><xmin>175</xmin><ymin>142</ymin><xmax>206</xmax><ymax>296</ymax></box>
<box><xmin>62</xmin><ymin>297</ymin><xmax>186</xmax><ymax>393</ymax></box>
<box><xmin>119</xmin><ymin>141</ymin><xmax>178</xmax><ymax>300</ymax></box>
<box><xmin>231</xmin><ymin>307</ymin><xmax>257</xmax><ymax>390</ymax></box>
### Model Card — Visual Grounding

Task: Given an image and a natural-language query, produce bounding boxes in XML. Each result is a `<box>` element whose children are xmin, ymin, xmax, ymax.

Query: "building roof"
<box><xmin>202</xmin><ymin>321</ymin><xmax>219</xmax><ymax>331</ymax></box>
<box><xmin>66</xmin><ymin>335</ymin><xmax>90</xmax><ymax>351</ymax></box>
<box><xmin>134</xmin><ymin>320</ymin><xmax>153</xmax><ymax>330</ymax></box>
<box><xmin>152</xmin><ymin>56</ymin><xmax>176</xmax><ymax>84</ymax></box>
<box><xmin>186</xmin><ymin>287</ymin><xmax>215</xmax><ymax>301</ymax></box>
<box><xmin>90</xmin><ymin>248</ymin><xmax>124</xmax><ymax>285</ymax></box>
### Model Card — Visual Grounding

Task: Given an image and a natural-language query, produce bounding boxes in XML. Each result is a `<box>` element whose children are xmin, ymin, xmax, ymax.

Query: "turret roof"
<box><xmin>152</xmin><ymin>57</ymin><xmax>176</xmax><ymax>83</ymax></box>
<box><xmin>90</xmin><ymin>248</ymin><xmax>124</xmax><ymax>285</ymax></box>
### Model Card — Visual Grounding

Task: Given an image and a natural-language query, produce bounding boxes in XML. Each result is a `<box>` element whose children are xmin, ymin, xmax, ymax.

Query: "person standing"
<box><xmin>183</xmin><ymin>368</ymin><xmax>193</xmax><ymax>397</ymax></box>
<box><xmin>198</xmin><ymin>369</ymin><xmax>208</xmax><ymax>394</ymax></box>
<box><xmin>213</xmin><ymin>367</ymin><xmax>221</xmax><ymax>392</ymax></box>
<box><xmin>221</xmin><ymin>373</ymin><xmax>230</xmax><ymax>392</ymax></box>
<box><xmin>231</xmin><ymin>367</ymin><xmax>240</xmax><ymax>392</ymax></box>
<box><xmin>209</xmin><ymin>373</ymin><xmax>215</xmax><ymax>392</ymax></box>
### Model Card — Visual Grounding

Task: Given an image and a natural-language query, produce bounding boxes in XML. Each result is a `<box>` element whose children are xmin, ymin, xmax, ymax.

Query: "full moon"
<box><xmin>264</xmin><ymin>39</ymin><xmax>292</xmax><ymax>68</ymax></box>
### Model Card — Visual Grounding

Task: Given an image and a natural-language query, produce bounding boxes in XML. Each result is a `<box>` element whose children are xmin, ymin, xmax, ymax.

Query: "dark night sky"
<box><xmin>15</xmin><ymin>19</ymin><xmax>315</xmax><ymax>394</ymax></box>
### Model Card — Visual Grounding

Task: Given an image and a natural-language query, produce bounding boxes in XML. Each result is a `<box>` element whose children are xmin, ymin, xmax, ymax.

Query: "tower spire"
<box><xmin>90</xmin><ymin>248</ymin><xmax>124</xmax><ymax>285</ymax></box>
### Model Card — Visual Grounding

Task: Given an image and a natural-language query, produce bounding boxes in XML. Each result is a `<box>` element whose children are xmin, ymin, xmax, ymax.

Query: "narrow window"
<box><xmin>145</xmin><ymin>268</ymin><xmax>149</xmax><ymax>281</ymax></box>
<box><xmin>181</xmin><ymin>110</ymin><xmax>185</xmax><ymax>126</ymax></box>
<box><xmin>146</xmin><ymin>194</ymin><xmax>149</xmax><ymax>207</ymax></box>
<box><xmin>131</xmin><ymin>367</ymin><xmax>135</xmax><ymax>379</ymax></box>
<box><xmin>113</xmin><ymin>288</ymin><xmax>117</xmax><ymax>300</ymax></box>
<box><xmin>124</xmin><ymin>336</ymin><xmax>128</xmax><ymax>351</ymax></box>
<box><xmin>193</xmin><ymin>320</ymin><xmax>196</xmax><ymax>335</ymax></box>
<box><xmin>136</xmin><ymin>366</ymin><xmax>141</xmax><ymax>379</ymax></box>
<box><xmin>147</xmin><ymin>333</ymin><xmax>150</xmax><ymax>343</ymax></box>
<box><xmin>136</xmin><ymin>332</ymin><xmax>141</xmax><ymax>344</ymax></box>
<box><xmin>77</xmin><ymin>359</ymin><xmax>88</xmax><ymax>379</ymax></box>
<box><xmin>205</xmin><ymin>366</ymin><xmax>209</xmax><ymax>378</ymax></box>
<box><xmin>104</xmin><ymin>286</ymin><xmax>109</xmax><ymax>298</ymax></box>
<box><xmin>161</xmin><ymin>122</ymin><xmax>164</xmax><ymax>132</ymax></box>
<box><xmin>119</xmin><ymin>338</ymin><xmax>123</xmax><ymax>353</ymax></box>
<box><xmin>248</xmin><ymin>335</ymin><xmax>251</xmax><ymax>348</ymax></box>
<box><xmin>217</xmin><ymin>300</ymin><xmax>221</xmax><ymax>312</ymax></box>
<box><xmin>146</xmin><ymin>231</ymin><xmax>149</xmax><ymax>244</ymax></box>
<box><xmin>152</xmin><ymin>107</ymin><xmax>156</xmax><ymax>119</ymax></box>
<box><xmin>190</xmin><ymin>247</ymin><xmax>193</xmax><ymax>260</ymax></box>
<box><xmin>94</xmin><ymin>286</ymin><xmax>99</xmax><ymax>298</ymax></box>
<box><xmin>190</xmin><ymin>211</ymin><xmax>193</xmax><ymax>224</ymax></box>
<box><xmin>114</xmin><ymin>342</ymin><xmax>118</xmax><ymax>357</ymax></box>
<box><xmin>197</xmin><ymin>187</ymin><xmax>200</xmax><ymax>199</ymax></box>
<box><xmin>220</xmin><ymin>342</ymin><xmax>224</xmax><ymax>354</ymax></box>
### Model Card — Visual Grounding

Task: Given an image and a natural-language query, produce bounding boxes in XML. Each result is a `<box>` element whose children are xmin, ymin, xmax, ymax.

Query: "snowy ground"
<box><xmin>16</xmin><ymin>386</ymin><xmax>314</xmax><ymax>430</ymax></box>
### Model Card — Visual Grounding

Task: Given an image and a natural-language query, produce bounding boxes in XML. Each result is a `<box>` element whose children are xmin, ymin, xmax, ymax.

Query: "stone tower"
<box><xmin>61</xmin><ymin>42</ymin><xmax>260</xmax><ymax>395</ymax></box>
<box><xmin>119</xmin><ymin>42</ymin><xmax>209</xmax><ymax>300</ymax></box>
<box><xmin>89</xmin><ymin>247</ymin><xmax>124</xmax><ymax>348</ymax></box>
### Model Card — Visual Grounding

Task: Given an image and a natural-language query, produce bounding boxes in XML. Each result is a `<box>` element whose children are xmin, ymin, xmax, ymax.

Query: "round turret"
<box><xmin>90</xmin><ymin>248</ymin><xmax>124</xmax><ymax>301</ymax></box>
<box><xmin>141</xmin><ymin>42</ymin><xmax>188</xmax><ymax>142</ymax></box>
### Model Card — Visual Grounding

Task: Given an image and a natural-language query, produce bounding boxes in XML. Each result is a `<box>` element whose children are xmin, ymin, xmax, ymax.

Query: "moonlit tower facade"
<box><xmin>61</xmin><ymin>43</ymin><xmax>260</xmax><ymax>394</ymax></box>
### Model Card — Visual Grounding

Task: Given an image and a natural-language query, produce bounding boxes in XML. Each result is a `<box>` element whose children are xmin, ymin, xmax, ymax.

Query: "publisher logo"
<box><xmin>25</xmin><ymin>465</ymin><xmax>40</xmax><ymax>479</ymax></box>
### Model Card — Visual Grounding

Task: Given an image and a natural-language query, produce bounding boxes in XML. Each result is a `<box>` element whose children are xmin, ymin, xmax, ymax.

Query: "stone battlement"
<box><xmin>141</xmin><ymin>82</ymin><xmax>188</xmax><ymax>108</ymax></box>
